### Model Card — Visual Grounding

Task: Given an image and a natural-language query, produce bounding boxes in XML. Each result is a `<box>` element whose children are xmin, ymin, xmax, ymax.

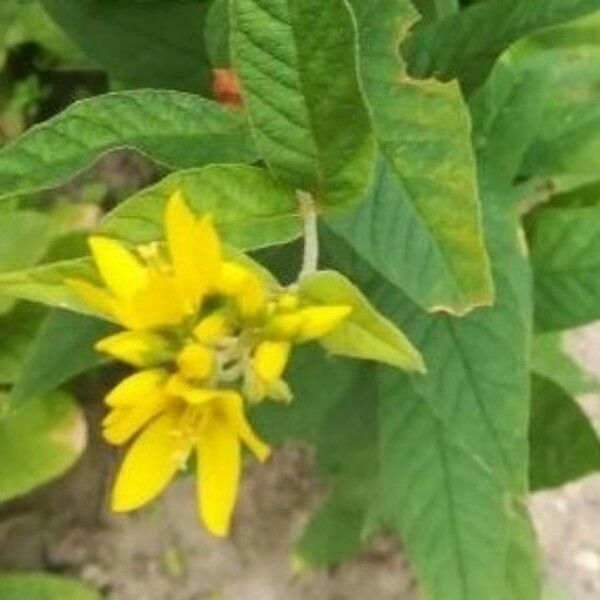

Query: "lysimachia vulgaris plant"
<box><xmin>68</xmin><ymin>192</ymin><xmax>363</xmax><ymax>536</ymax></box>
<box><xmin>0</xmin><ymin>0</ymin><xmax>599</xmax><ymax>598</ymax></box>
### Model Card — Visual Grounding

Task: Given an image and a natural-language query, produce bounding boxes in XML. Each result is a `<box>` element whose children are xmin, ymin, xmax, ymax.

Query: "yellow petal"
<box><xmin>166</xmin><ymin>374</ymin><xmax>224</xmax><ymax>406</ymax></box>
<box><xmin>105</xmin><ymin>369</ymin><xmax>168</xmax><ymax>407</ymax></box>
<box><xmin>217</xmin><ymin>262</ymin><xmax>266</xmax><ymax>319</ymax></box>
<box><xmin>66</xmin><ymin>278</ymin><xmax>117</xmax><ymax>320</ymax></box>
<box><xmin>129</xmin><ymin>270</ymin><xmax>191</xmax><ymax>329</ymax></box>
<box><xmin>165</xmin><ymin>191</ymin><xmax>222</xmax><ymax>306</ymax></box>
<box><xmin>296</xmin><ymin>305</ymin><xmax>352</xmax><ymax>341</ymax></box>
<box><xmin>253</xmin><ymin>340</ymin><xmax>291</xmax><ymax>384</ymax></box>
<box><xmin>96</xmin><ymin>331</ymin><xmax>173</xmax><ymax>367</ymax></box>
<box><xmin>103</xmin><ymin>395</ymin><xmax>170</xmax><ymax>446</ymax></box>
<box><xmin>193</xmin><ymin>310</ymin><xmax>233</xmax><ymax>345</ymax></box>
<box><xmin>111</xmin><ymin>410</ymin><xmax>192</xmax><ymax>512</ymax></box>
<box><xmin>176</xmin><ymin>344</ymin><xmax>215</xmax><ymax>382</ymax></box>
<box><xmin>89</xmin><ymin>237</ymin><xmax>147</xmax><ymax>300</ymax></box>
<box><xmin>220</xmin><ymin>393</ymin><xmax>271</xmax><ymax>462</ymax></box>
<box><xmin>269</xmin><ymin>305</ymin><xmax>351</xmax><ymax>342</ymax></box>
<box><xmin>196</xmin><ymin>413</ymin><xmax>241</xmax><ymax>537</ymax></box>
<box><xmin>277</xmin><ymin>293</ymin><xmax>300</xmax><ymax>311</ymax></box>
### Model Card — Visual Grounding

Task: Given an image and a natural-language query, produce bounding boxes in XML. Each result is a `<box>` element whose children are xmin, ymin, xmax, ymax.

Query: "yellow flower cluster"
<box><xmin>69</xmin><ymin>192</ymin><xmax>350</xmax><ymax>536</ymax></box>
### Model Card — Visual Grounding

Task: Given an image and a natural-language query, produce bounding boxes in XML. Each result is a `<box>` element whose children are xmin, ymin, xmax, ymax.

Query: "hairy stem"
<box><xmin>298</xmin><ymin>191</ymin><xmax>319</xmax><ymax>279</ymax></box>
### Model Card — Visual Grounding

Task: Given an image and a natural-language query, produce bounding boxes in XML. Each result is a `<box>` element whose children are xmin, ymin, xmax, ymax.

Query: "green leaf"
<box><xmin>526</xmin><ymin>10</ymin><xmax>600</xmax><ymax>48</ymax></box>
<box><xmin>504</xmin><ymin>505</ymin><xmax>543</xmax><ymax>600</ymax></box>
<box><xmin>296</xmin><ymin>366</ymin><xmax>378</xmax><ymax>568</ymax></box>
<box><xmin>325</xmin><ymin>209</ymin><xmax>532</xmax><ymax>492</ymax></box>
<box><xmin>294</xmin><ymin>488</ymin><xmax>366</xmax><ymax>569</ymax></box>
<box><xmin>530</xmin><ymin>375</ymin><xmax>600</xmax><ymax>490</ymax></box>
<box><xmin>0</xmin><ymin>258</ymin><xmax>98</xmax><ymax>316</ymax></box>
<box><xmin>411</xmin><ymin>0</ymin><xmax>461</xmax><ymax>20</ymax></box>
<box><xmin>0</xmin><ymin>391</ymin><xmax>86</xmax><ymax>502</ymax></box>
<box><xmin>377</xmin><ymin>369</ymin><xmax>509</xmax><ymax>600</ymax></box>
<box><xmin>532</xmin><ymin>332</ymin><xmax>599</xmax><ymax>396</ymax></box>
<box><xmin>518</xmin><ymin>46</ymin><xmax>600</xmax><ymax>179</ymax></box>
<box><xmin>469</xmin><ymin>58</ymin><xmax>551</xmax><ymax>190</ymax></box>
<box><xmin>323</xmin><ymin>167</ymin><xmax>537</xmax><ymax>595</ymax></box>
<box><xmin>9</xmin><ymin>310</ymin><xmax>116</xmax><ymax>407</ymax></box>
<box><xmin>545</xmin><ymin>179</ymin><xmax>600</xmax><ymax>210</ymax></box>
<box><xmin>0</xmin><ymin>210</ymin><xmax>52</xmax><ymax>313</ymax></box>
<box><xmin>252</xmin><ymin>344</ymin><xmax>361</xmax><ymax>445</ymax></box>
<box><xmin>205</xmin><ymin>0</ymin><xmax>230</xmax><ymax>67</ymax></box>
<box><xmin>40</xmin><ymin>0</ymin><xmax>211</xmax><ymax>92</ymax></box>
<box><xmin>230</xmin><ymin>0</ymin><xmax>374</xmax><ymax>206</ymax></box>
<box><xmin>526</xmin><ymin>205</ymin><xmax>600</xmax><ymax>331</ymax></box>
<box><xmin>0</xmin><ymin>90</ymin><xmax>257</xmax><ymax>200</ymax></box>
<box><xmin>330</xmin><ymin>0</ymin><xmax>492</xmax><ymax>315</ymax></box>
<box><xmin>0</xmin><ymin>573</ymin><xmax>100</xmax><ymax>600</ymax></box>
<box><xmin>0</xmin><ymin>303</ymin><xmax>47</xmax><ymax>385</ymax></box>
<box><xmin>99</xmin><ymin>164</ymin><xmax>301</xmax><ymax>250</ymax></box>
<box><xmin>298</xmin><ymin>270</ymin><xmax>425</xmax><ymax>372</ymax></box>
<box><xmin>0</xmin><ymin>211</ymin><xmax>52</xmax><ymax>270</ymax></box>
<box><xmin>404</xmin><ymin>0</ymin><xmax>600</xmax><ymax>93</ymax></box>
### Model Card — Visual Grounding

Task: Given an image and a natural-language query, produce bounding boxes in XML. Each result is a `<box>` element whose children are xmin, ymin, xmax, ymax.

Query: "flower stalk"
<box><xmin>298</xmin><ymin>190</ymin><xmax>319</xmax><ymax>280</ymax></box>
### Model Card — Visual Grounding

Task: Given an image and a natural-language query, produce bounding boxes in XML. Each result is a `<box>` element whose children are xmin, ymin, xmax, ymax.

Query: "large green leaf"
<box><xmin>0</xmin><ymin>303</ymin><xmax>47</xmax><ymax>385</ymax></box>
<box><xmin>298</xmin><ymin>270</ymin><xmax>424</xmax><ymax>371</ymax></box>
<box><xmin>0</xmin><ymin>258</ymin><xmax>98</xmax><ymax>316</ymax></box>
<box><xmin>0</xmin><ymin>210</ymin><xmax>52</xmax><ymax>313</ymax></box>
<box><xmin>205</xmin><ymin>0</ymin><xmax>230</xmax><ymax>67</ymax></box>
<box><xmin>230</xmin><ymin>0</ymin><xmax>374</xmax><ymax>206</ymax></box>
<box><xmin>377</xmin><ymin>369</ymin><xmax>508</xmax><ymax>600</ymax></box>
<box><xmin>323</xmin><ymin>160</ymin><xmax>537</xmax><ymax>597</ymax></box>
<box><xmin>526</xmin><ymin>205</ymin><xmax>600</xmax><ymax>331</ymax></box>
<box><xmin>526</xmin><ymin>10</ymin><xmax>600</xmax><ymax>48</ymax></box>
<box><xmin>404</xmin><ymin>0</ymin><xmax>600</xmax><ymax>93</ymax></box>
<box><xmin>503</xmin><ymin>505</ymin><xmax>542</xmax><ymax>600</ymax></box>
<box><xmin>327</xmin><ymin>197</ymin><xmax>532</xmax><ymax>494</ymax></box>
<box><xmin>0</xmin><ymin>391</ymin><xmax>86</xmax><ymax>502</ymax></box>
<box><xmin>544</xmin><ymin>179</ymin><xmax>600</xmax><ymax>210</ymax></box>
<box><xmin>294</xmin><ymin>485</ymin><xmax>367</xmax><ymax>569</ymax></box>
<box><xmin>252</xmin><ymin>344</ymin><xmax>360</xmax><ymax>446</ymax></box>
<box><xmin>468</xmin><ymin>59</ymin><xmax>551</xmax><ymax>190</ymax></box>
<box><xmin>518</xmin><ymin>46</ymin><xmax>600</xmax><ymax>179</ymax></box>
<box><xmin>411</xmin><ymin>0</ymin><xmax>461</xmax><ymax>20</ymax></box>
<box><xmin>532</xmin><ymin>332</ymin><xmax>599</xmax><ymax>396</ymax></box>
<box><xmin>0</xmin><ymin>211</ymin><xmax>52</xmax><ymax>271</ymax></box>
<box><xmin>40</xmin><ymin>0</ymin><xmax>211</xmax><ymax>92</ymax></box>
<box><xmin>9</xmin><ymin>310</ymin><xmax>115</xmax><ymax>407</ymax></box>
<box><xmin>0</xmin><ymin>90</ymin><xmax>257</xmax><ymax>200</ymax></box>
<box><xmin>530</xmin><ymin>375</ymin><xmax>600</xmax><ymax>490</ymax></box>
<box><xmin>330</xmin><ymin>0</ymin><xmax>492</xmax><ymax>315</ymax></box>
<box><xmin>99</xmin><ymin>164</ymin><xmax>301</xmax><ymax>249</ymax></box>
<box><xmin>295</xmin><ymin>365</ymin><xmax>378</xmax><ymax>568</ymax></box>
<box><xmin>0</xmin><ymin>573</ymin><xmax>99</xmax><ymax>600</ymax></box>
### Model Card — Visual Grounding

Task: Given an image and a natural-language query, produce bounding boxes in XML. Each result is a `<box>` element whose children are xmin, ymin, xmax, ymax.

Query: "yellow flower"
<box><xmin>107</xmin><ymin>378</ymin><xmax>269</xmax><ymax>537</ymax></box>
<box><xmin>68</xmin><ymin>191</ymin><xmax>263</xmax><ymax>330</ymax></box>
<box><xmin>69</xmin><ymin>236</ymin><xmax>191</xmax><ymax>330</ymax></box>
<box><xmin>246</xmin><ymin>298</ymin><xmax>351</xmax><ymax>402</ymax></box>
<box><xmin>69</xmin><ymin>190</ymin><xmax>351</xmax><ymax>536</ymax></box>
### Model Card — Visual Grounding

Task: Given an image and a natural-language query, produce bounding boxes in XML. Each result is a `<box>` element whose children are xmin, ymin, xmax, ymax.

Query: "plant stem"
<box><xmin>298</xmin><ymin>191</ymin><xmax>319</xmax><ymax>279</ymax></box>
